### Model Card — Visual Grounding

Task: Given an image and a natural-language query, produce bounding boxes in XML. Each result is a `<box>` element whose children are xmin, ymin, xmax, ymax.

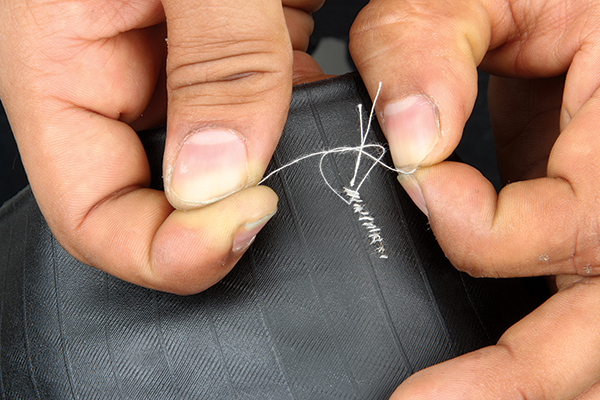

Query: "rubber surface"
<box><xmin>0</xmin><ymin>73</ymin><xmax>548</xmax><ymax>399</ymax></box>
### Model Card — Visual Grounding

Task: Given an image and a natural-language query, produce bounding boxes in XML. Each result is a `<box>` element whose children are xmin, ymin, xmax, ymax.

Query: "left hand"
<box><xmin>0</xmin><ymin>0</ymin><xmax>325</xmax><ymax>295</ymax></box>
<box><xmin>349</xmin><ymin>0</ymin><xmax>600</xmax><ymax>398</ymax></box>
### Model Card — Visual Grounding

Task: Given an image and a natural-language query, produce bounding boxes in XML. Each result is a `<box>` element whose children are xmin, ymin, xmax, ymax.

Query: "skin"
<box><xmin>349</xmin><ymin>0</ymin><xmax>600</xmax><ymax>398</ymax></box>
<box><xmin>0</xmin><ymin>0</ymin><xmax>324</xmax><ymax>295</ymax></box>
<box><xmin>2</xmin><ymin>0</ymin><xmax>600</xmax><ymax>397</ymax></box>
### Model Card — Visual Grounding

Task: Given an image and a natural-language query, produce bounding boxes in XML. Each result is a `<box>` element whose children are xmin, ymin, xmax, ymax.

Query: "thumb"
<box><xmin>161</xmin><ymin>0</ymin><xmax>293</xmax><ymax>209</ymax></box>
<box><xmin>349</xmin><ymin>0</ymin><xmax>493</xmax><ymax>173</ymax></box>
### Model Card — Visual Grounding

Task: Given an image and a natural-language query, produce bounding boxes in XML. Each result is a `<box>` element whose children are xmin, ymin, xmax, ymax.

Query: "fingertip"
<box><xmin>389</xmin><ymin>345</ymin><xmax>526</xmax><ymax>400</ymax></box>
<box><xmin>149</xmin><ymin>185</ymin><xmax>278</xmax><ymax>294</ymax></box>
<box><xmin>412</xmin><ymin>161</ymin><xmax>586</xmax><ymax>278</ymax></box>
<box><xmin>411</xmin><ymin>162</ymin><xmax>498</xmax><ymax>225</ymax></box>
<box><xmin>350</xmin><ymin>0</ymin><xmax>484</xmax><ymax>172</ymax></box>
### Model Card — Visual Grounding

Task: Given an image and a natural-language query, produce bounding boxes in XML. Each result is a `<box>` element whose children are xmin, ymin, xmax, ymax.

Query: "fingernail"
<box><xmin>384</xmin><ymin>95</ymin><xmax>440</xmax><ymax>173</ymax></box>
<box><xmin>232</xmin><ymin>211</ymin><xmax>275</xmax><ymax>253</ymax></box>
<box><xmin>397</xmin><ymin>173</ymin><xmax>428</xmax><ymax>217</ymax></box>
<box><xmin>169</xmin><ymin>130</ymin><xmax>248</xmax><ymax>206</ymax></box>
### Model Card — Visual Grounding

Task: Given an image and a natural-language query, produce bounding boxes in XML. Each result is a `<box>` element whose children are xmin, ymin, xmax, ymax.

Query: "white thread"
<box><xmin>344</xmin><ymin>188</ymin><xmax>387</xmax><ymax>259</ymax></box>
<box><xmin>259</xmin><ymin>82</ymin><xmax>392</xmax><ymax>259</ymax></box>
<box><xmin>350</xmin><ymin>82</ymin><xmax>382</xmax><ymax>187</ymax></box>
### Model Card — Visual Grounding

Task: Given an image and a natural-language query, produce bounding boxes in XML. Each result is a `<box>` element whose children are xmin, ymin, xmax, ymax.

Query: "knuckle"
<box><xmin>166</xmin><ymin>35</ymin><xmax>292</xmax><ymax>107</ymax></box>
<box><xmin>454</xmin><ymin>259</ymin><xmax>492</xmax><ymax>278</ymax></box>
<box><xmin>166</xmin><ymin>67</ymin><xmax>288</xmax><ymax>118</ymax></box>
<box><xmin>164</xmin><ymin>3</ymin><xmax>294</xmax><ymax>107</ymax></box>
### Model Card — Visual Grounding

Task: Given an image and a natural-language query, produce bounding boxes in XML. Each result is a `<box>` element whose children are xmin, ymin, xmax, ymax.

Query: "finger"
<box><xmin>0</xmin><ymin>0</ymin><xmax>278</xmax><ymax>294</ymax></box>
<box><xmin>350</xmin><ymin>0</ymin><xmax>598</xmax><ymax>175</ymax></box>
<box><xmin>390</xmin><ymin>277</ymin><xmax>600</xmax><ymax>400</ymax></box>
<box><xmin>292</xmin><ymin>51</ymin><xmax>330</xmax><ymax>85</ymax></box>
<box><xmin>130</xmin><ymin>1</ymin><xmax>323</xmax><ymax>132</ymax></box>
<box><xmin>129</xmin><ymin>51</ymin><xmax>168</xmax><ymax>132</ymax></box>
<box><xmin>161</xmin><ymin>0</ymin><xmax>293</xmax><ymax>209</ymax></box>
<box><xmin>0</xmin><ymin>0</ymin><xmax>166</xmax><ymax>224</ymax></box>
<box><xmin>399</xmin><ymin>88</ymin><xmax>600</xmax><ymax>278</ymax></box>
<box><xmin>349</xmin><ymin>0</ymin><xmax>584</xmax><ymax>174</ymax></box>
<box><xmin>475</xmin><ymin>2</ymin><xmax>600</xmax><ymax>132</ymax></box>
<box><xmin>284</xmin><ymin>5</ymin><xmax>315</xmax><ymax>52</ymax></box>
<box><xmin>99</xmin><ymin>186</ymin><xmax>277</xmax><ymax>295</ymax></box>
<box><xmin>561</xmin><ymin>34</ymin><xmax>600</xmax><ymax>130</ymax></box>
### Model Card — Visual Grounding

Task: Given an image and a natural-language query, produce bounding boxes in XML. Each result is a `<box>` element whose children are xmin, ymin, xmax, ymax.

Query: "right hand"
<box><xmin>349</xmin><ymin>0</ymin><xmax>600</xmax><ymax>398</ymax></box>
<box><xmin>0</xmin><ymin>0</ymin><xmax>324</xmax><ymax>295</ymax></box>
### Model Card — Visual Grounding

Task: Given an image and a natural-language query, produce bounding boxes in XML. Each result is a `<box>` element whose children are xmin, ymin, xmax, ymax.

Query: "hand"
<box><xmin>350</xmin><ymin>0</ymin><xmax>600</xmax><ymax>398</ymax></box>
<box><xmin>0</xmin><ymin>0</ymin><xmax>324</xmax><ymax>294</ymax></box>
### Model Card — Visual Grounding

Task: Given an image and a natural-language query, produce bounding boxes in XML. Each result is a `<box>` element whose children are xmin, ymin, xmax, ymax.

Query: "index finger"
<box><xmin>350</xmin><ymin>0</ymin><xmax>496</xmax><ymax>172</ymax></box>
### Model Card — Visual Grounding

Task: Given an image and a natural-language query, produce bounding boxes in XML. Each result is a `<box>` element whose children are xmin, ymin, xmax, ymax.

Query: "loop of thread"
<box><xmin>259</xmin><ymin>82</ymin><xmax>392</xmax><ymax>259</ymax></box>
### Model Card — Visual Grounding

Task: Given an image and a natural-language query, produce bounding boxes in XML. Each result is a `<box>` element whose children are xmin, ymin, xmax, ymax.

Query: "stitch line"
<box><xmin>260</xmin><ymin>82</ymin><xmax>391</xmax><ymax>259</ymax></box>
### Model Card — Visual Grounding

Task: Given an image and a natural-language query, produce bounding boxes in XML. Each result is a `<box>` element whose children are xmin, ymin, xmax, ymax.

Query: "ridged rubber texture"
<box><xmin>0</xmin><ymin>73</ymin><xmax>548</xmax><ymax>399</ymax></box>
